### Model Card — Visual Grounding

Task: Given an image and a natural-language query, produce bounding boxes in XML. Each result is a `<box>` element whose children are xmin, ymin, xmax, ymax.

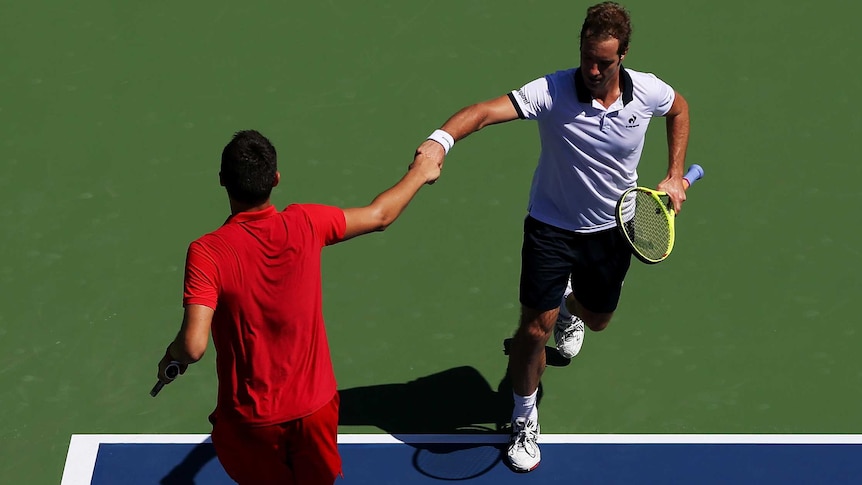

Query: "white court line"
<box><xmin>61</xmin><ymin>433</ymin><xmax>862</xmax><ymax>484</ymax></box>
<box><xmin>60</xmin><ymin>435</ymin><xmax>211</xmax><ymax>485</ymax></box>
<box><xmin>338</xmin><ymin>433</ymin><xmax>862</xmax><ymax>445</ymax></box>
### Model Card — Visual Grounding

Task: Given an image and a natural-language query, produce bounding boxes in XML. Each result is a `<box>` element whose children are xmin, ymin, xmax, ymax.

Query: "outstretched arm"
<box><xmin>441</xmin><ymin>94</ymin><xmax>521</xmax><ymax>142</ymax></box>
<box><xmin>341</xmin><ymin>153</ymin><xmax>441</xmax><ymax>240</ymax></box>
<box><xmin>415</xmin><ymin>94</ymin><xmax>521</xmax><ymax>171</ymax></box>
<box><xmin>657</xmin><ymin>91</ymin><xmax>690</xmax><ymax>213</ymax></box>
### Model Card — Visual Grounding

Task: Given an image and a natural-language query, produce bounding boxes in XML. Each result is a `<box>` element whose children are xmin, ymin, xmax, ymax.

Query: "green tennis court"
<box><xmin>2</xmin><ymin>1</ymin><xmax>862</xmax><ymax>483</ymax></box>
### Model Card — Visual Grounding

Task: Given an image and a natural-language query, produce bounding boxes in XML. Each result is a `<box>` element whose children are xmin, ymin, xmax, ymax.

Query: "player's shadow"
<box><xmin>159</xmin><ymin>440</ymin><xmax>217</xmax><ymax>485</ymax></box>
<box><xmin>339</xmin><ymin>365</ymin><xmax>544</xmax><ymax>479</ymax></box>
<box><xmin>158</xmin><ymin>364</ymin><xmax>552</xmax><ymax>483</ymax></box>
<box><xmin>339</xmin><ymin>365</ymin><xmax>522</xmax><ymax>433</ymax></box>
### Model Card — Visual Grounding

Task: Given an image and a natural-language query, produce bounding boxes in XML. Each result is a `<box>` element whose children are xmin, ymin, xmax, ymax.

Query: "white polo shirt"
<box><xmin>508</xmin><ymin>67</ymin><xmax>675</xmax><ymax>233</ymax></box>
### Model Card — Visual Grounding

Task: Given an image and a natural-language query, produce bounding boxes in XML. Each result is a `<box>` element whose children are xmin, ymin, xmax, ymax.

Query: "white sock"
<box><xmin>512</xmin><ymin>389</ymin><xmax>539</xmax><ymax>423</ymax></box>
<box><xmin>559</xmin><ymin>278</ymin><xmax>574</xmax><ymax>320</ymax></box>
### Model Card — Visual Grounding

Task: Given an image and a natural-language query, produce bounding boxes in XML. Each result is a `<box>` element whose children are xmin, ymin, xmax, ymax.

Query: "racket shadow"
<box><xmin>340</xmin><ymin>365</ymin><xmax>540</xmax><ymax>480</ymax></box>
<box><xmin>411</xmin><ymin>435</ymin><xmax>505</xmax><ymax>481</ymax></box>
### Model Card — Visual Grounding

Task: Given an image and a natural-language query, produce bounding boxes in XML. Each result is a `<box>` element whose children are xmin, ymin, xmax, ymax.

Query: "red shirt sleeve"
<box><xmin>290</xmin><ymin>204</ymin><xmax>346</xmax><ymax>246</ymax></box>
<box><xmin>183</xmin><ymin>239</ymin><xmax>219</xmax><ymax>309</ymax></box>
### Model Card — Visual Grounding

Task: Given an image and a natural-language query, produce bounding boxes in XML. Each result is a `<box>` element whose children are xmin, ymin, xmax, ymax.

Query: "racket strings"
<box><xmin>621</xmin><ymin>191</ymin><xmax>671</xmax><ymax>260</ymax></box>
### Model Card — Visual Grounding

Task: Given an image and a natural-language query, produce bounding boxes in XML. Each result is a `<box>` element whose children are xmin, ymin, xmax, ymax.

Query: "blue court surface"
<box><xmin>61</xmin><ymin>434</ymin><xmax>862</xmax><ymax>484</ymax></box>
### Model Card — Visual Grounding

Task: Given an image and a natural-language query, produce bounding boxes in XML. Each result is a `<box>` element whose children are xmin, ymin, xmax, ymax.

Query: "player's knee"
<box><xmin>582</xmin><ymin>314</ymin><xmax>612</xmax><ymax>332</ymax></box>
<box><xmin>571</xmin><ymin>297</ymin><xmax>615</xmax><ymax>333</ymax></box>
<box><xmin>516</xmin><ymin>320</ymin><xmax>551</xmax><ymax>342</ymax></box>
<box><xmin>518</xmin><ymin>310</ymin><xmax>555</xmax><ymax>341</ymax></box>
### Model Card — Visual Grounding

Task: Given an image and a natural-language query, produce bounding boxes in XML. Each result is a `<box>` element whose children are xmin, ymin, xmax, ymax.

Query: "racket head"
<box><xmin>615</xmin><ymin>187</ymin><xmax>675</xmax><ymax>264</ymax></box>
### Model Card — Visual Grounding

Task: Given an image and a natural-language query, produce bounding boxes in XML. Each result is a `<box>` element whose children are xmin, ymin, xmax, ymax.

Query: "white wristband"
<box><xmin>427</xmin><ymin>129</ymin><xmax>455</xmax><ymax>154</ymax></box>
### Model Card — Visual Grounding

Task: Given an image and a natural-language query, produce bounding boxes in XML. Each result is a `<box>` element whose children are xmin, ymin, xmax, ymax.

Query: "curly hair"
<box><xmin>580</xmin><ymin>2</ymin><xmax>632</xmax><ymax>56</ymax></box>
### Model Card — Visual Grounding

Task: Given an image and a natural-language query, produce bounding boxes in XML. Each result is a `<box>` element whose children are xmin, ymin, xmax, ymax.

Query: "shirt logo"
<box><xmin>625</xmin><ymin>114</ymin><xmax>640</xmax><ymax>128</ymax></box>
<box><xmin>517</xmin><ymin>88</ymin><xmax>530</xmax><ymax>106</ymax></box>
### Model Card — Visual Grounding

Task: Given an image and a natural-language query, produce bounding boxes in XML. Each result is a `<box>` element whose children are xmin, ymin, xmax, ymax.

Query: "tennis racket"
<box><xmin>615</xmin><ymin>164</ymin><xmax>704</xmax><ymax>264</ymax></box>
<box><xmin>150</xmin><ymin>361</ymin><xmax>181</xmax><ymax>397</ymax></box>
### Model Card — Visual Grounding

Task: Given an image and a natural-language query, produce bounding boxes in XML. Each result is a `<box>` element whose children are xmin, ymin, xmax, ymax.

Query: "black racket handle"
<box><xmin>150</xmin><ymin>362</ymin><xmax>181</xmax><ymax>397</ymax></box>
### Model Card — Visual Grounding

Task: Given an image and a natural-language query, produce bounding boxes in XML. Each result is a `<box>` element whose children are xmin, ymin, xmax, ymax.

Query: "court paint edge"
<box><xmin>66</xmin><ymin>432</ymin><xmax>862</xmax><ymax>445</ymax></box>
<box><xmin>60</xmin><ymin>433</ymin><xmax>862</xmax><ymax>485</ymax></box>
<box><xmin>59</xmin><ymin>434</ymin><xmax>213</xmax><ymax>485</ymax></box>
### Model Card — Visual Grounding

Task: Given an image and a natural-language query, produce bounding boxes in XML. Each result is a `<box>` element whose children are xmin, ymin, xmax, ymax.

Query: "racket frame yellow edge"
<box><xmin>615</xmin><ymin>187</ymin><xmax>676</xmax><ymax>264</ymax></box>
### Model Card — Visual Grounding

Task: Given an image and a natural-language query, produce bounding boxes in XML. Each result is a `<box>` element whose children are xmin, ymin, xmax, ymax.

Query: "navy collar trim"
<box><xmin>574</xmin><ymin>67</ymin><xmax>633</xmax><ymax>106</ymax></box>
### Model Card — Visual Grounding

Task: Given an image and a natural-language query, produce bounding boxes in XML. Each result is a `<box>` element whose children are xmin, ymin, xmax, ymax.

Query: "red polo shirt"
<box><xmin>183</xmin><ymin>203</ymin><xmax>346</xmax><ymax>426</ymax></box>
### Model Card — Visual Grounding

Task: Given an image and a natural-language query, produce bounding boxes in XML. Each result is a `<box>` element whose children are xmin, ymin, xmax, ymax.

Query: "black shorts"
<box><xmin>519</xmin><ymin>215</ymin><xmax>632</xmax><ymax>313</ymax></box>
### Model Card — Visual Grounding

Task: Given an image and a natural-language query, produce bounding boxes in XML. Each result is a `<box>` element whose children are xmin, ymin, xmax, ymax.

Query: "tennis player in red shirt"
<box><xmin>155</xmin><ymin>129</ymin><xmax>441</xmax><ymax>484</ymax></box>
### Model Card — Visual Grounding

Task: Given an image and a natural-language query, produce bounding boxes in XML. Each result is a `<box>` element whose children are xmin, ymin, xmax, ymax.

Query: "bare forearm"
<box><xmin>342</xmin><ymin>164</ymin><xmax>435</xmax><ymax>239</ymax></box>
<box><xmin>666</xmin><ymin>101</ymin><xmax>690</xmax><ymax>178</ymax></box>
<box><xmin>441</xmin><ymin>105</ymin><xmax>492</xmax><ymax>142</ymax></box>
<box><xmin>167</xmin><ymin>336</ymin><xmax>203</xmax><ymax>364</ymax></box>
<box><xmin>166</xmin><ymin>305</ymin><xmax>214</xmax><ymax>364</ymax></box>
<box><xmin>439</xmin><ymin>95</ymin><xmax>520</xmax><ymax>142</ymax></box>
<box><xmin>365</xmin><ymin>168</ymin><xmax>428</xmax><ymax>230</ymax></box>
<box><xmin>658</xmin><ymin>93</ymin><xmax>691</xmax><ymax>213</ymax></box>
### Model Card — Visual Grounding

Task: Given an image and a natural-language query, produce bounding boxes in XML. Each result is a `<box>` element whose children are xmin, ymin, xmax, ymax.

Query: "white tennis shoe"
<box><xmin>554</xmin><ymin>314</ymin><xmax>585</xmax><ymax>359</ymax></box>
<box><xmin>507</xmin><ymin>418</ymin><xmax>541</xmax><ymax>472</ymax></box>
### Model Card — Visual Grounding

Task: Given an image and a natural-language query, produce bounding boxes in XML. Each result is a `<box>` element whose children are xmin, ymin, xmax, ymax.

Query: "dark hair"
<box><xmin>220</xmin><ymin>130</ymin><xmax>278</xmax><ymax>204</ymax></box>
<box><xmin>580</xmin><ymin>2</ymin><xmax>632</xmax><ymax>56</ymax></box>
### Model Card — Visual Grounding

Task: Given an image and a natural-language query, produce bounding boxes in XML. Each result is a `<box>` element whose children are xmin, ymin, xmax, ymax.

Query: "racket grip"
<box><xmin>150</xmin><ymin>361</ymin><xmax>181</xmax><ymax>397</ymax></box>
<box><xmin>150</xmin><ymin>381</ymin><xmax>166</xmax><ymax>397</ymax></box>
<box><xmin>683</xmin><ymin>164</ymin><xmax>704</xmax><ymax>188</ymax></box>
